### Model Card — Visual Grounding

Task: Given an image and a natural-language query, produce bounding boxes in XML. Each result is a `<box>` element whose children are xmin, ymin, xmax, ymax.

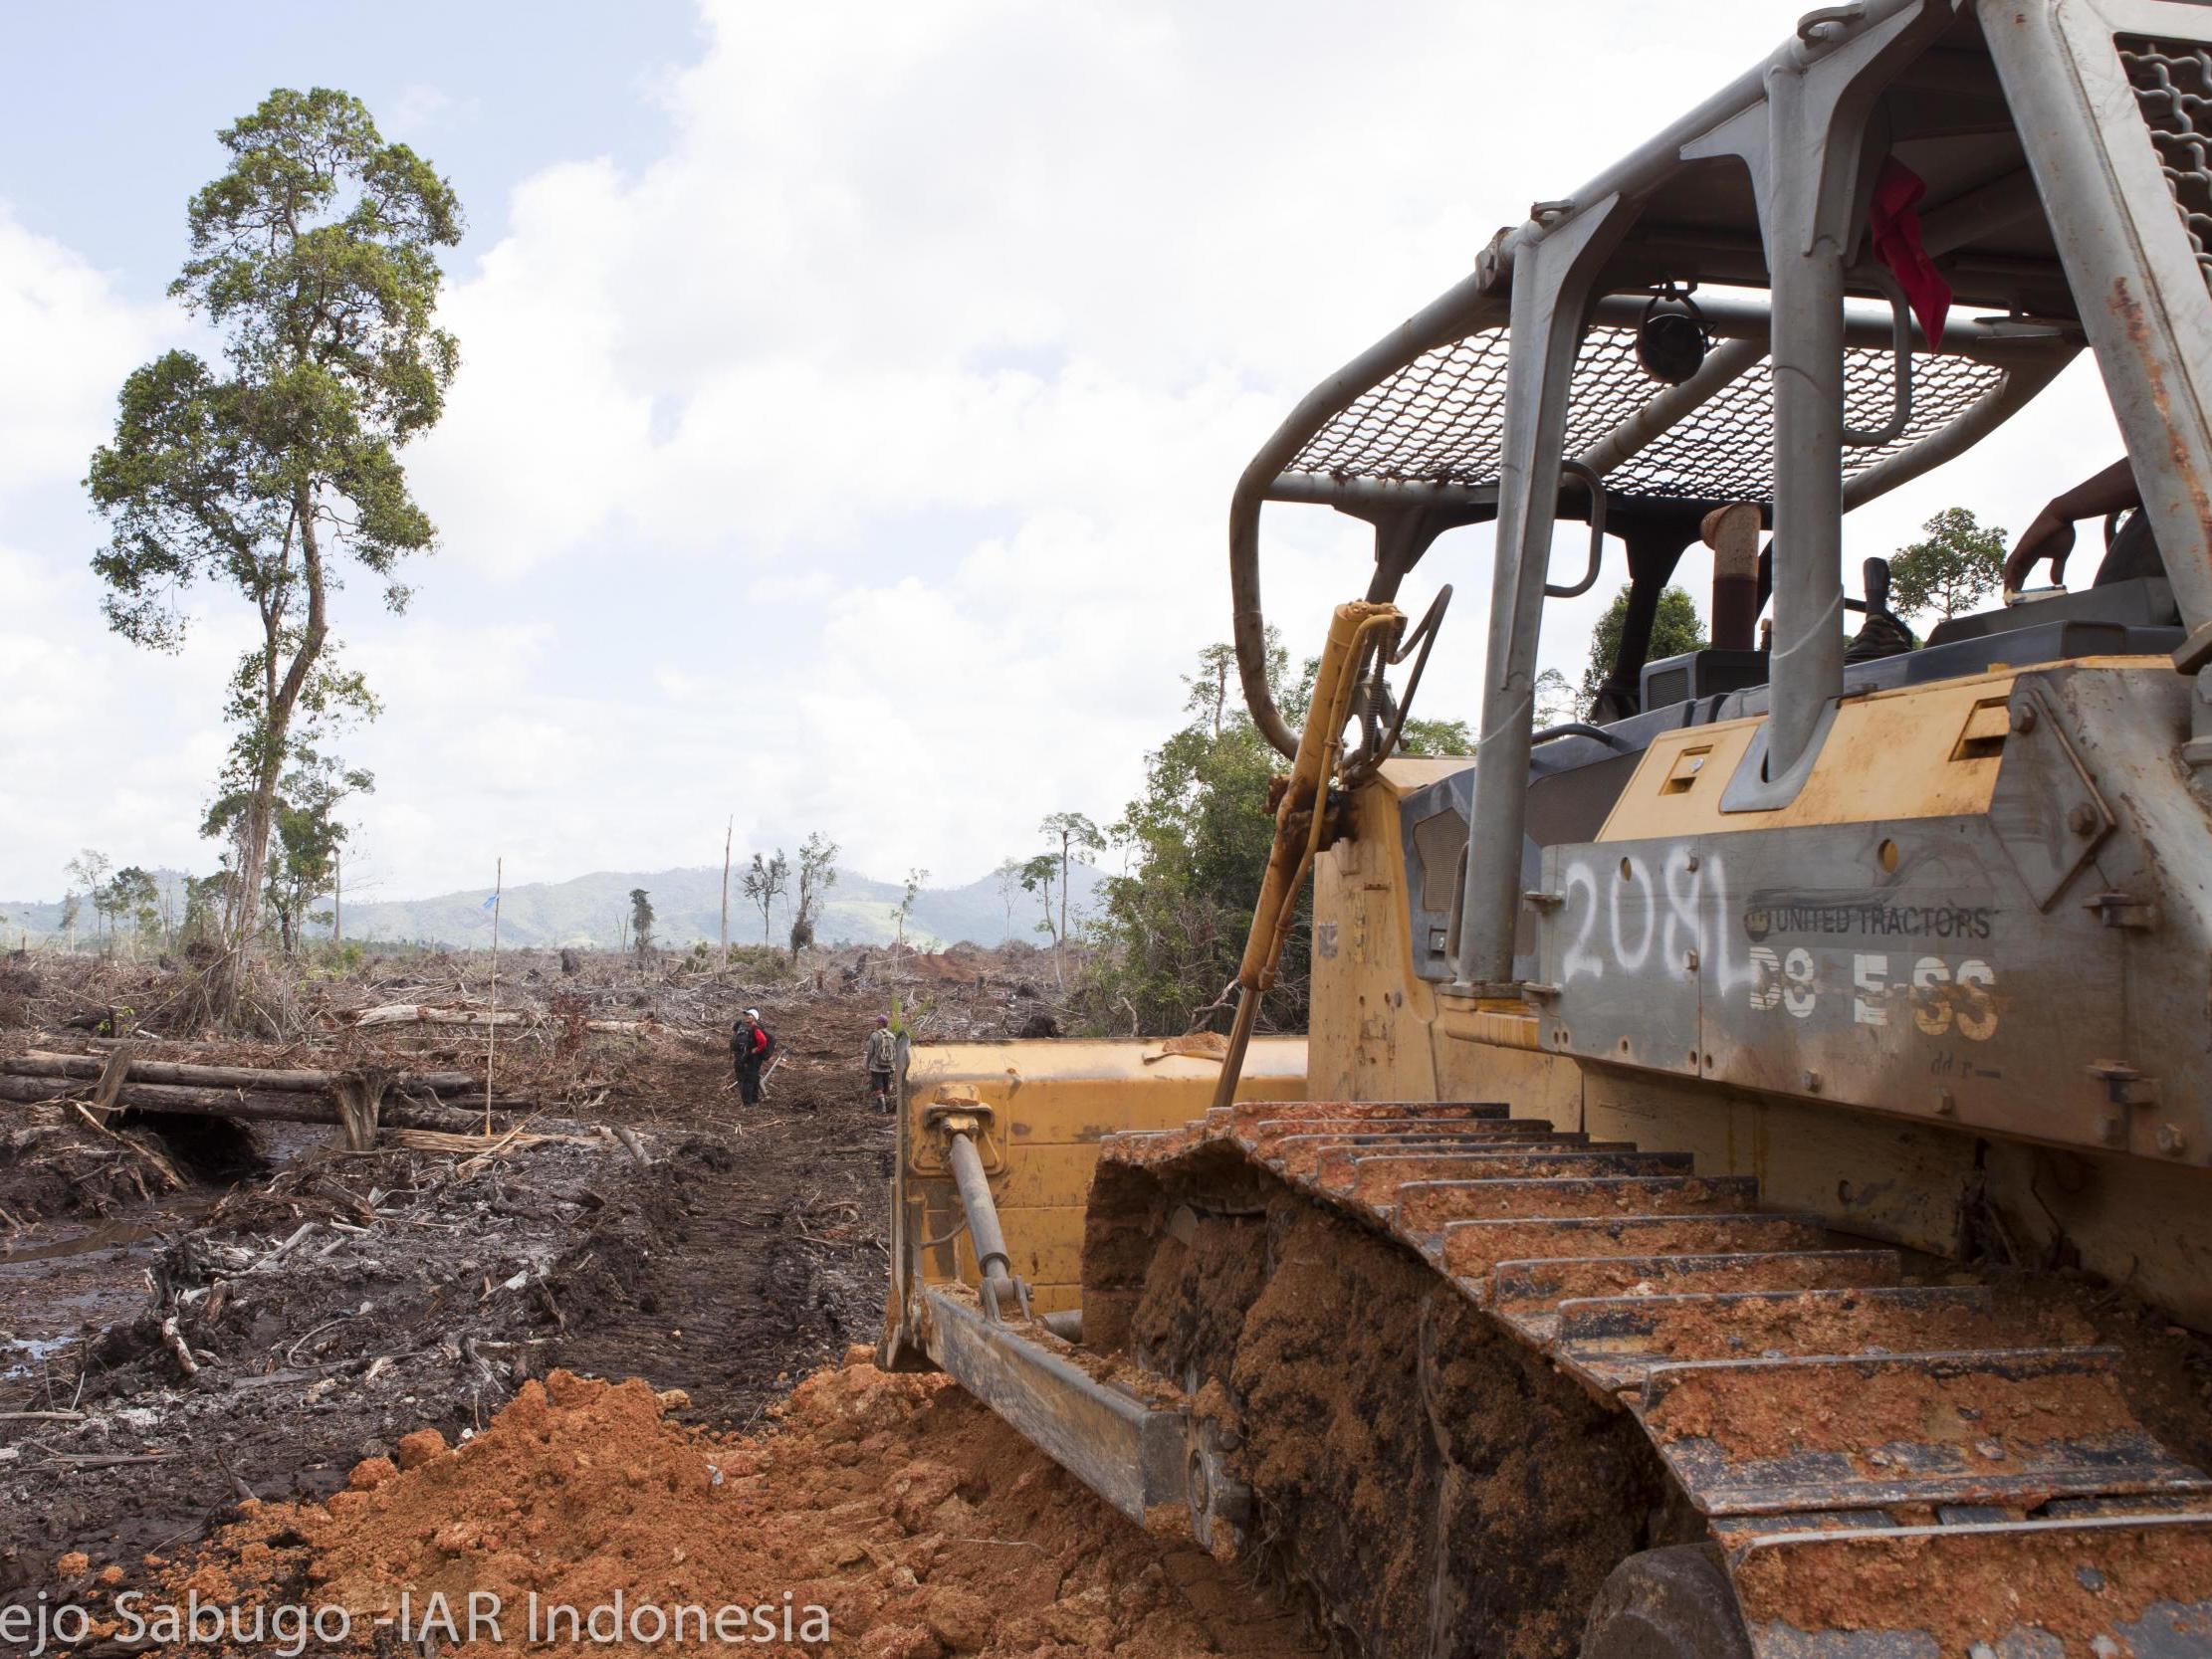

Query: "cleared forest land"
<box><xmin>0</xmin><ymin>945</ymin><xmax>1284</xmax><ymax>1656</ymax></box>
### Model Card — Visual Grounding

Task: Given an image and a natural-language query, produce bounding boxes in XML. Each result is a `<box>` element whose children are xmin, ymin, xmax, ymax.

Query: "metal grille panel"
<box><xmin>1285</xmin><ymin>323</ymin><xmax>2003</xmax><ymax>503</ymax></box>
<box><xmin>1287</xmin><ymin>328</ymin><xmax>1516</xmax><ymax>489</ymax></box>
<box><xmin>2117</xmin><ymin>35</ymin><xmax>2212</xmax><ymax>296</ymax></box>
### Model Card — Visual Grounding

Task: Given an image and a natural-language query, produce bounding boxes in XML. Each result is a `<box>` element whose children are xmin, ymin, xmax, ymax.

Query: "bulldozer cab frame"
<box><xmin>884</xmin><ymin>8</ymin><xmax>2212</xmax><ymax>1651</ymax></box>
<box><xmin>1229</xmin><ymin>0</ymin><xmax>2212</xmax><ymax>996</ymax></box>
<box><xmin>888</xmin><ymin>0</ymin><xmax>2212</xmax><ymax>1359</ymax></box>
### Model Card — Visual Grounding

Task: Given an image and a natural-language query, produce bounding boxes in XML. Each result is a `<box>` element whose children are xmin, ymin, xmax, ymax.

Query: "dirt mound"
<box><xmin>0</xmin><ymin>1101</ymin><xmax>188</xmax><ymax>1224</ymax></box>
<box><xmin>2</xmin><ymin>944</ymin><xmax>1139</xmax><ymax>1644</ymax></box>
<box><xmin>97</xmin><ymin>1357</ymin><xmax>1291</xmax><ymax>1656</ymax></box>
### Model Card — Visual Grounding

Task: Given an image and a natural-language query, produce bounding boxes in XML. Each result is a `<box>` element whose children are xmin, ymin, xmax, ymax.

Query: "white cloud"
<box><xmin>405</xmin><ymin>0</ymin><xmax>1810</xmax><ymax>577</ymax></box>
<box><xmin>0</xmin><ymin>545</ymin><xmax>246</xmax><ymax>885</ymax></box>
<box><xmin>0</xmin><ymin>207</ymin><xmax>180</xmax><ymax>496</ymax></box>
<box><xmin>0</xmin><ymin>0</ymin><xmax>2137</xmax><ymax>905</ymax></box>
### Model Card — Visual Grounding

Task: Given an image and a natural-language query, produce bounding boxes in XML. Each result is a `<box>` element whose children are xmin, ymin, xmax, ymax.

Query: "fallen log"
<box><xmin>354</xmin><ymin>1003</ymin><xmax>531</xmax><ymax>1030</ymax></box>
<box><xmin>8</xmin><ymin>1053</ymin><xmax>477</xmax><ymax>1095</ymax></box>
<box><xmin>386</xmin><ymin>1127</ymin><xmax>598</xmax><ymax>1154</ymax></box>
<box><xmin>350</xmin><ymin>1002</ymin><xmax>672</xmax><ymax>1035</ymax></box>
<box><xmin>0</xmin><ymin>1075</ymin><xmax>517</xmax><ymax>1134</ymax></box>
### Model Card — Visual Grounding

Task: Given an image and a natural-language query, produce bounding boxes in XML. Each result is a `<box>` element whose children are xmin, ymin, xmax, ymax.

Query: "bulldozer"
<box><xmin>880</xmin><ymin>1</ymin><xmax>2212</xmax><ymax>1651</ymax></box>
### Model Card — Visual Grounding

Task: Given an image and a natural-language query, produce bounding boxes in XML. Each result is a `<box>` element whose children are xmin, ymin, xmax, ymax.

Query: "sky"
<box><xmin>0</xmin><ymin>0</ymin><xmax>2120</xmax><ymax>907</ymax></box>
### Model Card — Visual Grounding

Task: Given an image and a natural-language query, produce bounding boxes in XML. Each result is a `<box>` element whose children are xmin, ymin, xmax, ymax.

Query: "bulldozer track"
<box><xmin>1086</xmin><ymin>1099</ymin><xmax>2212</xmax><ymax>1657</ymax></box>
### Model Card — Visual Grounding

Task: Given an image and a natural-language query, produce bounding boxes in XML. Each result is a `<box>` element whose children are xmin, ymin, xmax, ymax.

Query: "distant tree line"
<box><xmin>623</xmin><ymin>829</ymin><xmax>841</xmax><ymax>967</ymax></box>
<box><xmin>1026</xmin><ymin>504</ymin><xmax>2006</xmax><ymax>1039</ymax></box>
<box><xmin>1004</xmin><ymin>631</ymin><xmax>1468</xmax><ymax>1039</ymax></box>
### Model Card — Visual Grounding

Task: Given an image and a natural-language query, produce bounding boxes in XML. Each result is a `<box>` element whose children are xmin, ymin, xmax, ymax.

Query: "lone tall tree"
<box><xmin>66</xmin><ymin>851</ymin><xmax>111</xmax><ymax>947</ymax></box>
<box><xmin>1887</xmin><ymin>507</ymin><xmax>2007</xmax><ymax>623</ymax></box>
<box><xmin>743</xmin><ymin>850</ymin><xmax>788</xmax><ymax>945</ymax></box>
<box><xmin>789</xmin><ymin>832</ymin><xmax>839</xmax><ymax>962</ymax></box>
<box><xmin>994</xmin><ymin>858</ymin><xmax>1023</xmax><ymax>945</ymax></box>
<box><xmin>87</xmin><ymin>88</ymin><xmax>462</xmax><ymax>1017</ymax></box>
<box><xmin>895</xmin><ymin>867</ymin><xmax>928</xmax><ymax>947</ymax></box>
<box><xmin>1038</xmin><ymin>811</ymin><xmax>1103</xmax><ymax>985</ymax></box>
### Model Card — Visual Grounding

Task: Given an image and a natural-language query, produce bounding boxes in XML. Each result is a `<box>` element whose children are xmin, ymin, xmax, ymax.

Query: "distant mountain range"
<box><xmin>1</xmin><ymin>862</ymin><xmax>1106</xmax><ymax>951</ymax></box>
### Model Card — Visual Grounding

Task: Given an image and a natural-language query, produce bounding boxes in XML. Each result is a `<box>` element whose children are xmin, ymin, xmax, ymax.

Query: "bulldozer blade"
<box><xmin>917</xmin><ymin>1286</ymin><xmax>1188</xmax><ymax>1528</ymax></box>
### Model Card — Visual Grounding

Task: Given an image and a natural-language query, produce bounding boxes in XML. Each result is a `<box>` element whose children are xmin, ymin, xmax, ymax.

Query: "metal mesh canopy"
<box><xmin>2119</xmin><ymin>36</ymin><xmax>2212</xmax><ymax>297</ymax></box>
<box><xmin>1284</xmin><ymin>322</ymin><xmax>2006</xmax><ymax>503</ymax></box>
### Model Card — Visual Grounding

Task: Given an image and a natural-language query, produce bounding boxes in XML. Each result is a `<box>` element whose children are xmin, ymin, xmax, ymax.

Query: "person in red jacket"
<box><xmin>731</xmin><ymin>1007</ymin><xmax>775</xmax><ymax>1105</ymax></box>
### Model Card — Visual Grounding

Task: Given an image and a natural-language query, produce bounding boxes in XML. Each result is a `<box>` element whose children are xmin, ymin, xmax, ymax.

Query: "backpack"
<box><xmin>732</xmin><ymin>1020</ymin><xmax>772</xmax><ymax>1062</ymax></box>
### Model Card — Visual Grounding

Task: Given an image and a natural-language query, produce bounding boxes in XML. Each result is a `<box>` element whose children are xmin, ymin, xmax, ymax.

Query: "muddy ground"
<box><xmin>0</xmin><ymin>943</ymin><xmax>1057</xmax><ymax>1621</ymax></box>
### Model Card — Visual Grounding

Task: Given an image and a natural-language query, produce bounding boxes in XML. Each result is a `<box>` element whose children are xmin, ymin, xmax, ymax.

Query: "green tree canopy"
<box><xmin>1018</xmin><ymin>853</ymin><xmax>1061</xmax><ymax>941</ymax></box>
<box><xmin>65</xmin><ymin>850</ymin><xmax>112</xmax><ymax>942</ymax></box>
<box><xmin>1037</xmin><ymin>811</ymin><xmax>1104</xmax><ymax>985</ymax></box>
<box><xmin>1887</xmin><ymin>507</ymin><xmax>2006</xmax><ymax>622</ymax></box>
<box><xmin>1579</xmin><ymin>584</ymin><xmax>1708</xmax><ymax>714</ymax></box>
<box><xmin>86</xmin><ymin>88</ymin><xmax>461</xmax><ymax>1017</ymax></box>
<box><xmin>1072</xmin><ymin>635</ymin><xmax>1292</xmax><ymax>1036</ymax></box>
<box><xmin>790</xmin><ymin>832</ymin><xmax>839</xmax><ymax>960</ymax></box>
<box><xmin>896</xmin><ymin>867</ymin><xmax>929</xmax><ymax>946</ymax></box>
<box><xmin>261</xmin><ymin>754</ymin><xmax>370</xmax><ymax>953</ymax></box>
<box><xmin>743</xmin><ymin>850</ymin><xmax>788</xmax><ymax>945</ymax></box>
<box><xmin>1070</xmin><ymin>626</ymin><xmax>1476</xmax><ymax>1037</ymax></box>
<box><xmin>1533</xmin><ymin>667</ymin><xmax>1577</xmax><ymax>727</ymax></box>
<box><xmin>1075</xmin><ymin>717</ymin><xmax>1290</xmax><ymax>1035</ymax></box>
<box><xmin>109</xmin><ymin>867</ymin><xmax>163</xmax><ymax>945</ymax></box>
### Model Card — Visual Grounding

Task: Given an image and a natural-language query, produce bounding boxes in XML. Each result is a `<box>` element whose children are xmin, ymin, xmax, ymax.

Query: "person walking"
<box><xmin>732</xmin><ymin>1006</ymin><xmax>775</xmax><ymax>1106</ymax></box>
<box><xmin>864</xmin><ymin>1014</ymin><xmax>898</xmax><ymax>1113</ymax></box>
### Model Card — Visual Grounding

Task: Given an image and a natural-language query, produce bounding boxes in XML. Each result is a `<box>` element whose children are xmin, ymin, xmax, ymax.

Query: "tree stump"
<box><xmin>331</xmin><ymin>1069</ymin><xmax>393</xmax><ymax>1151</ymax></box>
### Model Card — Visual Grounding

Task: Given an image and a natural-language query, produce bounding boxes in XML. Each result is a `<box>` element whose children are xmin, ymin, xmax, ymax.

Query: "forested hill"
<box><xmin>310</xmin><ymin>862</ymin><xmax>1102</xmax><ymax>949</ymax></box>
<box><xmin>3</xmin><ymin>863</ymin><xmax>1108</xmax><ymax>952</ymax></box>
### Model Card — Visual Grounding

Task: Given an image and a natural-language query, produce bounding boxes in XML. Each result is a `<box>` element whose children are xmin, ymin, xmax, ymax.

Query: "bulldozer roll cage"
<box><xmin>1231</xmin><ymin>0</ymin><xmax>2212</xmax><ymax>995</ymax></box>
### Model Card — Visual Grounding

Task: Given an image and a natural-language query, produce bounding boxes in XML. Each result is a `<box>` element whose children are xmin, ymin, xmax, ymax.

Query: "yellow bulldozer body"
<box><xmin>882</xmin><ymin>1034</ymin><xmax>1304</xmax><ymax>1356</ymax></box>
<box><xmin>1307</xmin><ymin>671</ymin><xmax>2212</xmax><ymax>1333</ymax></box>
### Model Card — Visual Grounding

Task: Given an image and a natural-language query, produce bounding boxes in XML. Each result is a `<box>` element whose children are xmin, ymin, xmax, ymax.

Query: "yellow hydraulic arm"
<box><xmin>1211</xmin><ymin>599</ymin><xmax>1410</xmax><ymax>1110</ymax></box>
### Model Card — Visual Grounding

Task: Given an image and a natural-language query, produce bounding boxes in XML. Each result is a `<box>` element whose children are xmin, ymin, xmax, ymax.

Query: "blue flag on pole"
<box><xmin>481</xmin><ymin>894</ymin><xmax>498</xmax><ymax>913</ymax></box>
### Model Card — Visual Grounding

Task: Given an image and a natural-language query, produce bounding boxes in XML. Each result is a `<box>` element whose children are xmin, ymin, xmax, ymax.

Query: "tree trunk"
<box><xmin>1058</xmin><ymin>836</ymin><xmax>1070</xmax><ymax>987</ymax></box>
<box><xmin>4</xmin><ymin>1054</ymin><xmax>476</xmax><ymax>1094</ymax></box>
<box><xmin>349</xmin><ymin>1003</ymin><xmax>672</xmax><ymax>1034</ymax></box>
<box><xmin>215</xmin><ymin>754</ymin><xmax>282</xmax><ymax>1014</ymax></box>
<box><xmin>0</xmin><ymin>1073</ymin><xmax>512</xmax><ymax>1132</ymax></box>
<box><xmin>210</xmin><ymin>495</ymin><xmax>328</xmax><ymax>1025</ymax></box>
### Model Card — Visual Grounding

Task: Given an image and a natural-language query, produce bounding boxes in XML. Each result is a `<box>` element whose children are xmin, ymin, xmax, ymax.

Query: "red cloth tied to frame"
<box><xmin>1868</xmin><ymin>156</ymin><xmax>1951</xmax><ymax>349</ymax></box>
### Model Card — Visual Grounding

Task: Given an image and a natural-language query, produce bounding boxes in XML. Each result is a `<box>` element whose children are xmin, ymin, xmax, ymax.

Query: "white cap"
<box><xmin>745</xmin><ymin>1007</ymin><xmax>761</xmax><ymax>1019</ymax></box>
